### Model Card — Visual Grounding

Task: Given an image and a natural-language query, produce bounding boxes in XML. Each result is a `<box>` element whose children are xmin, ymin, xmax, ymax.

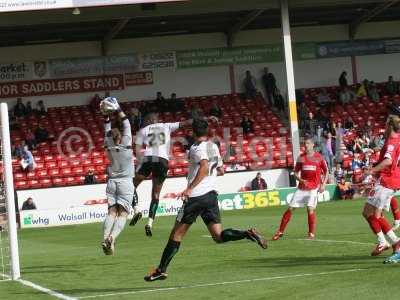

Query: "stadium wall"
<box><xmin>0</xmin><ymin>21</ymin><xmax>400</xmax><ymax>108</ymax></box>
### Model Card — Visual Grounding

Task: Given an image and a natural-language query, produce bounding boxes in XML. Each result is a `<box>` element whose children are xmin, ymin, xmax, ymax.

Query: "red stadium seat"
<box><xmin>37</xmin><ymin>170</ymin><xmax>49</xmax><ymax>179</ymax></box>
<box><xmin>72</xmin><ymin>167</ymin><xmax>85</xmax><ymax>176</ymax></box>
<box><xmin>61</xmin><ymin>168</ymin><xmax>72</xmax><ymax>177</ymax></box>
<box><xmin>48</xmin><ymin>168</ymin><xmax>61</xmax><ymax>178</ymax></box>
<box><xmin>40</xmin><ymin>179</ymin><xmax>53</xmax><ymax>188</ymax></box>
<box><xmin>15</xmin><ymin>180</ymin><xmax>28</xmax><ymax>190</ymax></box>
<box><xmin>52</xmin><ymin>178</ymin><xmax>65</xmax><ymax>187</ymax></box>
<box><xmin>28</xmin><ymin>180</ymin><xmax>41</xmax><ymax>189</ymax></box>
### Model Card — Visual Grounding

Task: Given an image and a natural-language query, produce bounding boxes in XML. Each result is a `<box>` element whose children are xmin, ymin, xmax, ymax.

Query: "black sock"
<box><xmin>148</xmin><ymin>199</ymin><xmax>159</xmax><ymax>220</ymax></box>
<box><xmin>221</xmin><ymin>228</ymin><xmax>248</xmax><ymax>243</ymax></box>
<box><xmin>132</xmin><ymin>189</ymin><xmax>138</xmax><ymax>207</ymax></box>
<box><xmin>158</xmin><ymin>239</ymin><xmax>181</xmax><ymax>273</ymax></box>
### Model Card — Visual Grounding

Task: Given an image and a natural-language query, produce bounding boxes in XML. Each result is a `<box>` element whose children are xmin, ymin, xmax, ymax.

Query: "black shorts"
<box><xmin>137</xmin><ymin>156</ymin><xmax>169</xmax><ymax>183</ymax></box>
<box><xmin>176</xmin><ymin>191</ymin><xmax>221</xmax><ymax>225</ymax></box>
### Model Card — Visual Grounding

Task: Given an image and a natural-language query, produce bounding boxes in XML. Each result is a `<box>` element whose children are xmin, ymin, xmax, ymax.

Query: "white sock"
<box><xmin>110</xmin><ymin>216</ymin><xmax>127</xmax><ymax>240</ymax></box>
<box><xmin>147</xmin><ymin>218</ymin><xmax>153</xmax><ymax>227</ymax></box>
<box><xmin>385</xmin><ymin>230</ymin><xmax>400</xmax><ymax>245</ymax></box>
<box><xmin>377</xmin><ymin>231</ymin><xmax>388</xmax><ymax>245</ymax></box>
<box><xmin>103</xmin><ymin>215</ymin><xmax>116</xmax><ymax>240</ymax></box>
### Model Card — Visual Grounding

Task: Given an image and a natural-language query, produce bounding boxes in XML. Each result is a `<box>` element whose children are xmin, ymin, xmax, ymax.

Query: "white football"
<box><xmin>100</xmin><ymin>100</ymin><xmax>115</xmax><ymax>114</ymax></box>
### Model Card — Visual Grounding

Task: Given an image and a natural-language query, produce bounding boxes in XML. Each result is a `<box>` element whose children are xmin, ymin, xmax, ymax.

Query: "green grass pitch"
<box><xmin>1</xmin><ymin>199</ymin><xmax>399</xmax><ymax>300</ymax></box>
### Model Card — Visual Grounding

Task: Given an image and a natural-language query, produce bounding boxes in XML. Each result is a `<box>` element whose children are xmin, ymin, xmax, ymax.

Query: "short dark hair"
<box><xmin>193</xmin><ymin>119</ymin><xmax>208</xmax><ymax>137</ymax></box>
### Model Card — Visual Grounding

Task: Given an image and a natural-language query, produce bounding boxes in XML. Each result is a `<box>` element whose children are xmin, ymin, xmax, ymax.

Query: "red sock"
<box><xmin>367</xmin><ymin>215</ymin><xmax>382</xmax><ymax>234</ymax></box>
<box><xmin>379</xmin><ymin>216</ymin><xmax>392</xmax><ymax>234</ymax></box>
<box><xmin>279</xmin><ymin>209</ymin><xmax>292</xmax><ymax>233</ymax></box>
<box><xmin>308</xmin><ymin>212</ymin><xmax>316</xmax><ymax>235</ymax></box>
<box><xmin>390</xmin><ymin>197</ymin><xmax>400</xmax><ymax>221</ymax></box>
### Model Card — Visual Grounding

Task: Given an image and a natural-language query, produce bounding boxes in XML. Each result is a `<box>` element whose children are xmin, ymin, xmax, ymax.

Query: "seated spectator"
<box><xmin>241</xmin><ymin>116</ymin><xmax>254</xmax><ymax>135</ymax></box>
<box><xmin>363</xmin><ymin>120</ymin><xmax>373</xmax><ymax>137</ymax></box>
<box><xmin>190</xmin><ymin>105</ymin><xmax>204</xmax><ymax>120</ymax></box>
<box><xmin>34</xmin><ymin>124</ymin><xmax>49</xmax><ymax>143</ymax></box>
<box><xmin>273</xmin><ymin>89</ymin><xmax>285</xmax><ymax>112</ymax></box>
<box><xmin>339</xmin><ymin>87</ymin><xmax>356</xmax><ymax>105</ymax></box>
<box><xmin>339</xmin><ymin>71</ymin><xmax>348</xmax><ymax>88</ymax></box>
<box><xmin>368</xmin><ymin>82</ymin><xmax>380</xmax><ymax>102</ymax></box>
<box><xmin>372</xmin><ymin>133</ymin><xmax>385</xmax><ymax>150</ymax></box>
<box><xmin>35</xmin><ymin>100</ymin><xmax>47</xmax><ymax>116</ymax></box>
<box><xmin>21</xmin><ymin>197</ymin><xmax>37</xmax><ymax>210</ymax></box>
<box><xmin>84</xmin><ymin>170</ymin><xmax>97</xmax><ymax>185</ymax></box>
<box><xmin>243</xmin><ymin>70</ymin><xmax>257</xmax><ymax>100</ymax></box>
<box><xmin>386</xmin><ymin>76</ymin><xmax>398</xmax><ymax>96</ymax></box>
<box><xmin>226</xmin><ymin>163</ymin><xmax>247</xmax><ymax>172</ymax></box>
<box><xmin>356</xmin><ymin>79</ymin><xmax>369</xmax><ymax>97</ymax></box>
<box><xmin>351</xmin><ymin>152</ymin><xmax>363</xmax><ymax>170</ymax></box>
<box><xmin>20</xmin><ymin>149</ymin><xmax>36</xmax><ymax>172</ymax></box>
<box><xmin>338</xmin><ymin>178</ymin><xmax>355</xmax><ymax>200</ymax></box>
<box><xmin>14</xmin><ymin>98</ymin><xmax>26</xmax><ymax>118</ymax></box>
<box><xmin>317</xmin><ymin>88</ymin><xmax>332</xmax><ymax>107</ymax></box>
<box><xmin>209</xmin><ymin>102</ymin><xmax>222</xmax><ymax>119</ymax></box>
<box><xmin>333</xmin><ymin>163</ymin><xmax>345</xmax><ymax>183</ymax></box>
<box><xmin>344</xmin><ymin>116</ymin><xmax>354</xmax><ymax>130</ymax></box>
<box><xmin>25</xmin><ymin>128</ymin><xmax>36</xmax><ymax>150</ymax></box>
<box><xmin>25</xmin><ymin>101</ymin><xmax>33</xmax><ymax>116</ymax></box>
<box><xmin>251</xmin><ymin>172</ymin><xmax>267</xmax><ymax>191</ymax></box>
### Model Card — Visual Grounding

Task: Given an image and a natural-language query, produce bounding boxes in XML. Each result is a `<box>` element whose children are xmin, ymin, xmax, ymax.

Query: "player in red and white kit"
<box><xmin>390</xmin><ymin>196</ymin><xmax>400</xmax><ymax>231</ymax></box>
<box><xmin>272</xmin><ymin>137</ymin><xmax>328</xmax><ymax>240</ymax></box>
<box><xmin>362</xmin><ymin>112</ymin><xmax>400</xmax><ymax>263</ymax></box>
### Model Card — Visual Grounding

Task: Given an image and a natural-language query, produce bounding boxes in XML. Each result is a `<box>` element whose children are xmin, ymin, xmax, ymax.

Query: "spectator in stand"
<box><xmin>317</xmin><ymin>88</ymin><xmax>332</xmax><ymax>107</ymax></box>
<box><xmin>21</xmin><ymin>197</ymin><xmax>36</xmax><ymax>210</ymax></box>
<box><xmin>13</xmin><ymin>142</ymin><xmax>25</xmax><ymax>159</ymax></box>
<box><xmin>14</xmin><ymin>98</ymin><xmax>26</xmax><ymax>118</ymax></box>
<box><xmin>298</xmin><ymin>102</ymin><xmax>309</xmax><ymax>130</ymax></box>
<box><xmin>129</xmin><ymin>107</ymin><xmax>142</xmax><ymax>133</ymax></box>
<box><xmin>338</xmin><ymin>177</ymin><xmax>355</xmax><ymax>200</ymax></box>
<box><xmin>334</xmin><ymin>163</ymin><xmax>345</xmax><ymax>183</ymax></box>
<box><xmin>350</xmin><ymin>137</ymin><xmax>363</xmax><ymax>154</ymax></box>
<box><xmin>262</xmin><ymin>67</ymin><xmax>277</xmax><ymax>106</ymax></box>
<box><xmin>351</xmin><ymin>152</ymin><xmax>363</xmax><ymax>170</ymax></box>
<box><xmin>84</xmin><ymin>169</ymin><xmax>97</xmax><ymax>185</ymax></box>
<box><xmin>323</xmin><ymin>132</ymin><xmax>335</xmax><ymax>173</ymax></box>
<box><xmin>251</xmin><ymin>172</ymin><xmax>267</xmax><ymax>191</ymax></box>
<box><xmin>273</xmin><ymin>89</ymin><xmax>285</xmax><ymax>112</ymax></box>
<box><xmin>90</xmin><ymin>94</ymin><xmax>102</xmax><ymax>112</ymax></box>
<box><xmin>363</xmin><ymin>119</ymin><xmax>373</xmax><ymax>138</ymax></box>
<box><xmin>226</xmin><ymin>163</ymin><xmax>247</xmax><ymax>172</ymax></box>
<box><xmin>240</xmin><ymin>116</ymin><xmax>254</xmax><ymax>135</ymax></box>
<box><xmin>25</xmin><ymin>128</ymin><xmax>36</xmax><ymax>150</ymax></box>
<box><xmin>304</xmin><ymin>111</ymin><xmax>318</xmax><ymax>137</ymax></box>
<box><xmin>9</xmin><ymin>114</ymin><xmax>20</xmax><ymax>131</ymax></box>
<box><xmin>35</xmin><ymin>100</ymin><xmax>47</xmax><ymax>116</ymax></box>
<box><xmin>356</xmin><ymin>79</ymin><xmax>369</xmax><ymax>97</ymax></box>
<box><xmin>368</xmin><ymin>82</ymin><xmax>380</xmax><ymax>102</ymax></box>
<box><xmin>339</xmin><ymin>71</ymin><xmax>348</xmax><ymax>88</ymax></box>
<box><xmin>34</xmin><ymin>124</ymin><xmax>49</xmax><ymax>143</ymax></box>
<box><xmin>20</xmin><ymin>148</ymin><xmax>36</xmax><ymax>172</ymax></box>
<box><xmin>154</xmin><ymin>92</ymin><xmax>166</xmax><ymax>112</ymax></box>
<box><xmin>372</xmin><ymin>133</ymin><xmax>385</xmax><ymax>150</ymax></box>
<box><xmin>386</xmin><ymin>76</ymin><xmax>398</xmax><ymax>96</ymax></box>
<box><xmin>169</xmin><ymin>93</ymin><xmax>184</xmax><ymax>112</ymax></box>
<box><xmin>344</xmin><ymin>116</ymin><xmax>354</xmax><ymax>130</ymax></box>
<box><xmin>339</xmin><ymin>86</ymin><xmax>356</xmax><ymax>105</ymax></box>
<box><xmin>209</xmin><ymin>101</ymin><xmax>222</xmax><ymax>119</ymax></box>
<box><xmin>190</xmin><ymin>105</ymin><xmax>204</xmax><ymax>120</ymax></box>
<box><xmin>25</xmin><ymin>101</ymin><xmax>33</xmax><ymax>116</ymax></box>
<box><xmin>243</xmin><ymin>70</ymin><xmax>257</xmax><ymax>100</ymax></box>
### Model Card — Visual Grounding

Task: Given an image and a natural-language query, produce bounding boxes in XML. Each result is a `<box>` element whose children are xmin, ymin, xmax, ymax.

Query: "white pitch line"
<box><xmin>77</xmin><ymin>268</ymin><xmax>365</xmax><ymax>299</ymax></box>
<box><xmin>17</xmin><ymin>278</ymin><xmax>77</xmax><ymax>300</ymax></box>
<box><xmin>296</xmin><ymin>238</ymin><xmax>374</xmax><ymax>246</ymax></box>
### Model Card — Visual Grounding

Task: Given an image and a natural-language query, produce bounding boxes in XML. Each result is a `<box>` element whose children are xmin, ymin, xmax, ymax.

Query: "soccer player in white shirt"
<box><xmin>144</xmin><ymin>119</ymin><xmax>267</xmax><ymax>282</ymax></box>
<box><xmin>131</xmin><ymin>113</ymin><xmax>214</xmax><ymax>236</ymax></box>
<box><xmin>100</xmin><ymin>97</ymin><xmax>135</xmax><ymax>255</ymax></box>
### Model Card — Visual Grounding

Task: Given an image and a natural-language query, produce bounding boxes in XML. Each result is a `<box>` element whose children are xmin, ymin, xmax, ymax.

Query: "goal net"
<box><xmin>0</xmin><ymin>103</ymin><xmax>20</xmax><ymax>281</ymax></box>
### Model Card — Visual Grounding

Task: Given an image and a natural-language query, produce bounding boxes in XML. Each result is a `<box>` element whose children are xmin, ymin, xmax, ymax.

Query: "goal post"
<box><xmin>0</xmin><ymin>102</ymin><xmax>20</xmax><ymax>280</ymax></box>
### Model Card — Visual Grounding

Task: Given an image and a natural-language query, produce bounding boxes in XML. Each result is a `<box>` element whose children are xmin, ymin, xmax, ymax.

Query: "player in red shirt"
<box><xmin>362</xmin><ymin>112</ymin><xmax>400</xmax><ymax>263</ymax></box>
<box><xmin>272</xmin><ymin>137</ymin><xmax>328</xmax><ymax>240</ymax></box>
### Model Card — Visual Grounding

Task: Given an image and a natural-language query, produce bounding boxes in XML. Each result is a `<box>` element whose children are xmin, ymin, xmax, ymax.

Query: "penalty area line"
<box><xmin>77</xmin><ymin>268</ymin><xmax>366</xmax><ymax>299</ymax></box>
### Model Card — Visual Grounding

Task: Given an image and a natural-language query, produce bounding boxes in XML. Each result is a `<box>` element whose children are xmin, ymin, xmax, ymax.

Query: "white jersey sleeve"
<box><xmin>167</xmin><ymin>122</ymin><xmax>180</xmax><ymax>133</ymax></box>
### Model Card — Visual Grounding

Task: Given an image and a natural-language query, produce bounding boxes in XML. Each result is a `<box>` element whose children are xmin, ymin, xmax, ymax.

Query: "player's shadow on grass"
<box><xmin>241</xmin><ymin>255</ymin><xmax>380</xmax><ymax>268</ymax></box>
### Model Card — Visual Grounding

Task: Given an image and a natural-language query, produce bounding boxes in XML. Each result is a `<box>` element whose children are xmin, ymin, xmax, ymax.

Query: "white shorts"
<box><xmin>288</xmin><ymin>188</ymin><xmax>319</xmax><ymax>209</ymax></box>
<box><xmin>106</xmin><ymin>178</ymin><xmax>134</xmax><ymax>213</ymax></box>
<box><xmin>366</xmin><ymin>184</ymin><xmax>394</xmax><ymax>212</ymax></box>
